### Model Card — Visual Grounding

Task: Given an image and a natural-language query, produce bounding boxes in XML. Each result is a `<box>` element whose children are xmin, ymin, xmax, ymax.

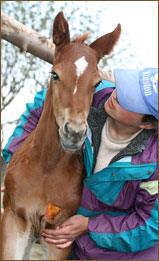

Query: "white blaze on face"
<box><xmin>73</xmin><ymin>86</ymin><xmax>78</xmax><ymax>95</ymax></box>
<box><xmin>73</xmin><ymin>56</ymin><xmax>88</xmax><ymax>95</ymax></box>
<box><xmin>75</xmin><ymin>56</ymin><xmax>88</xmax><ymax>78</ymax></box>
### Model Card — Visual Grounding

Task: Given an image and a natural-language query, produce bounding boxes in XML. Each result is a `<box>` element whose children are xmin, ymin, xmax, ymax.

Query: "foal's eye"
<box><xmin>94</xmin><ymin>81</ymin><xmax>102</xmax><ymax>89</ymax></box>
<box><xmin>50</xmin><ymin>71</ymin><xmax>59</xmax><ymax>81</ymax></box>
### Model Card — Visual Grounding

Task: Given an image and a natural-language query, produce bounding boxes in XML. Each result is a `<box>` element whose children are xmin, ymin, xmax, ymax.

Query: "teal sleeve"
<box><xmin>2</xmin><ymin>89</ymin><xmax>47</xmax><ymax>163</ymax></box>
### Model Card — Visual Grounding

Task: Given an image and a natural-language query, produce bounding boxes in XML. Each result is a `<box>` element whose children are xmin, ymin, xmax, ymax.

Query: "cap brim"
<box><xmin>114</xmin><ymin>69</ymin><xmax>151</xmax><ymax>115</ymax></box>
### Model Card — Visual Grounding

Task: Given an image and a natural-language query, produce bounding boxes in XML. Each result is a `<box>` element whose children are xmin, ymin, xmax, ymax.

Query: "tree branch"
<box><xmin>1</xmin><ymin>12</ymin><xmax>55</xmax><ymax>64</ymax></box>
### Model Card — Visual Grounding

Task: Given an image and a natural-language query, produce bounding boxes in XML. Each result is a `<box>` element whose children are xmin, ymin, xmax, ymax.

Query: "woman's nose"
<box><xmin>113</xmin><ymin>89</ymin><xmax>117</xmax><ymax>99</ymax></box>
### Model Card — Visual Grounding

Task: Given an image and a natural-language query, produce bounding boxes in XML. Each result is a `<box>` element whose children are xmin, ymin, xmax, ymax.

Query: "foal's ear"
<box><xmin>90</xmin><ymin>24</ymin><xmax>121</xmax><ymax>61</ymax></box>
<box><xmin>53</xmin><ymin>11</ymin><xmax>70</xmax><ymax>50</ymax></box>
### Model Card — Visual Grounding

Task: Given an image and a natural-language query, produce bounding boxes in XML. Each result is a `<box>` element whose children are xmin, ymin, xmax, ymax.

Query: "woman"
<box><xmin>2</xmin><ymin>68</ymin><xmax>158</xmax><ymax>260</ymax></box>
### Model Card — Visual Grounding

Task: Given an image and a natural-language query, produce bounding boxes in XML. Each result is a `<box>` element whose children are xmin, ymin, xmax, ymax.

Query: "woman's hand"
<box><xmin>98</xmin><ymin>67</ymin><xmax>115</xmax><ymax>83</ymax></box>
<box><xmin>1</xmin><ymin>164</ymin><xmax>9</xmax><ymax>192</ymax></box>
<box><xmin>1</xmin><ymin>186</ymin><xmax>5</xmax><ymax>192</ymax></box>
<box><xmin>42</xmin><ymin>215</ymin><xmax>89</xmax><ymax>249</ymax></box>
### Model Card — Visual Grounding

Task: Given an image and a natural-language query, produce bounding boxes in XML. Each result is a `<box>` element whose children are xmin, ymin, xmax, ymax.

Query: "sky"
<box><xmin>1</xmin><ymin>1</ymin><xmax>158</xmax><ymax>148</ymax></box>
<box><xmin>54</xmin><ymin>1</ymin><xmax>158</xmax><ymax>68</ymax></box>
<box><xmin>100</xmin><ymin>1</ymin><xmax>158</xmax><ymax>68</ymax></box>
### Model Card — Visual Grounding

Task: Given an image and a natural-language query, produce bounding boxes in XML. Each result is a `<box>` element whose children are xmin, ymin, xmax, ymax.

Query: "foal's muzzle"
<box><xmin>59</xmin><ymin>121</ymin><xmax>88</xmax><ymax>151</ymax></box>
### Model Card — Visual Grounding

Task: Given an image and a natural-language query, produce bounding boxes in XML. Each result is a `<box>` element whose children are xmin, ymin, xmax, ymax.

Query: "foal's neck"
<box><xmin>33</xmin><ymin>85</ymin><xmax>63</xmax><ymax>171</ymax></box>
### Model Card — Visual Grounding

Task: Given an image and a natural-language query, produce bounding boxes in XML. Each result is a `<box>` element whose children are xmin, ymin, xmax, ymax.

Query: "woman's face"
<box><xmin>104</xmin><ymin>89</ymin><xmax>145</xmax><ymax>128</ymax></box>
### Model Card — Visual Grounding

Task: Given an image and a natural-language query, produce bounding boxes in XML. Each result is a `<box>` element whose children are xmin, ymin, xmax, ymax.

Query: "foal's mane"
<box><xmin>72</xmin><ymin>32</ymin><xmax>90</xmax><ymax>44</ymax></box>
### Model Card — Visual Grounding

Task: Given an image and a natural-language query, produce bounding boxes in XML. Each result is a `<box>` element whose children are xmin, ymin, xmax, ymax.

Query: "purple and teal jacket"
<box><xmin>2</xmin><ymin>81</ymin><xmax>158</xmax><ymax>260</ymax></box>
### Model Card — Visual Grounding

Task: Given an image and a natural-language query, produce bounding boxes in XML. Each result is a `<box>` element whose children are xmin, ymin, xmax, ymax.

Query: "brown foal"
<box><xmin>1</xmin><ymin>11</ymin><xmax>121</xmax><ymax>260</ymax></box>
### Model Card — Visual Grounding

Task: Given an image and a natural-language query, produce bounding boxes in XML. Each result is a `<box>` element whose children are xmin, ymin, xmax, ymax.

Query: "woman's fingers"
<box><xmin>44</xmin><ymin>237</ymin><xmax>73</xmax><ymax>249</ymax></box>
<box><xmin>56</xmin><ymin>241</ymin><xmax>73</xmax><ymax>249</ymax></box>
<box><xmin>1</xmin><ymin>186</ymin><xmax>5</xmax><ymax>192</ymax></box>
<box><xmin>45</xmin><ymin>238</ymin><xmax>68</xmax><ymax>244</ymax></box>
<box><xmin>42</xmin><ymin>215</ymin><xmax>89</xmax><ymax>249</ymax></box>
<box><xmin>42</xmin><ymin>230</ymin><xmax>70</xmax><ymax>239</ymax></box>
<box><xmin>43</xmin><ymin>227</ymin><xmax>69</xmax><ymax>236</ymax></box>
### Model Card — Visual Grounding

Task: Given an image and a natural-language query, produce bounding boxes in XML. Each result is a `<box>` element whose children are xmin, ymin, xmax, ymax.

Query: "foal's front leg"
<box><xmin>47</xmin><ymin>244</ymin><xmax>72</xmax><ymax>260</ymax></box>
<box><xmin>40</xmin><ymin>238</ymin><xmax>72</xmax><ymax>261</ymax></box>
<box><xmin>1</xmin><ymin>207</ymin><xmax>34</xmax><ymax>260</ymax></box>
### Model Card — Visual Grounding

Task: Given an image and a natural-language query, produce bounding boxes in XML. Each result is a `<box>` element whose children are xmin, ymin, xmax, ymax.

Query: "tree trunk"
<box><xmin>1</xmin><ymin>12</ymin><xmax>55</xmax><ymax>65</ymax></box>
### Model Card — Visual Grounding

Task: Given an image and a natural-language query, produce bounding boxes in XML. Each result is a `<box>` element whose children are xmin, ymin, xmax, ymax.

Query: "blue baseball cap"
<box><xmin>114</xmin><ymin>68</ymin><xmax>158</xmax><ymax>119</ymax></box>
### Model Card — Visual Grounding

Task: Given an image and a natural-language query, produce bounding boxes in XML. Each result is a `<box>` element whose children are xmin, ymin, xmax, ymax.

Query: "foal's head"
<box><xmin>51</xmin><ymin>11</ymin><xmax>121</xmax><ymax>151</ymax></box>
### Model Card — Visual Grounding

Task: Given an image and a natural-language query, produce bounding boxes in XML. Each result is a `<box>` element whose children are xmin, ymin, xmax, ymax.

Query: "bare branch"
<box><xmin>1</xmin><ymin>12</ymin><xmax>55</xmax><ymax>64</ymax></box>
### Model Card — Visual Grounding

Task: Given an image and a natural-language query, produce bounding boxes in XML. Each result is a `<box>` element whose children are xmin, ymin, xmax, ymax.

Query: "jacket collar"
<box><xmin>88</xmin><ymin>102</ymin><xmax>152</xmax><ymax>168</ymax></box>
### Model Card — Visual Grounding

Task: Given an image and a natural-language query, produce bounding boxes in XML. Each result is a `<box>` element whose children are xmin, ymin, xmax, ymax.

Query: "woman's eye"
<box><xmin>51</xmin><ymin>71</ymin><xmax>59</xmax><ymax>80</ymax></box>
<box><xmin>94</xmin><ymin>81</ymin><xmax>102</xmax><ymax>89</ymax></box>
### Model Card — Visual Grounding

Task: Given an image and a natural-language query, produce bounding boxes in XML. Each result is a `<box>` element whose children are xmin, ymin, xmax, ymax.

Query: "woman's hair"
<box><xmin>142</xmin><ymin>114</ymin><xmax>158</xmax><ymax>134</ymax></box>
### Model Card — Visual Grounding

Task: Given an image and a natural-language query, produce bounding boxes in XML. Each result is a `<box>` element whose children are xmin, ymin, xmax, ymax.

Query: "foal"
<box><xmin>1</xmin><ymin>11</ymin><xmax>121</xmax><ymax>260</ymax></box>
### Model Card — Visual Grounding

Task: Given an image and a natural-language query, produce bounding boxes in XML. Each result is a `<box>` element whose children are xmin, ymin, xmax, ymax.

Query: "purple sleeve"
<box><xmin>2</xmin><ymin>89</ymin><xmax>47</xmax><ymax>163</ymax></box>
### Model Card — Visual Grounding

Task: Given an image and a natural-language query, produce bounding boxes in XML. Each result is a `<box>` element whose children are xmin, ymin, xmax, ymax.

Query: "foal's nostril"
<box><xmin>64</xmin><ymin>122</ymin><xmax>71</xmax><ymax>137</ymax></box>
<box><xmin>84</xmin><ymin>125</ymin><xmax>87</xmax><ymax>136</ymax></box>
<box><xmin>64</xmin><ymin>122</ymin><xmax>87</xmax><ymax>139</ymax></box>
